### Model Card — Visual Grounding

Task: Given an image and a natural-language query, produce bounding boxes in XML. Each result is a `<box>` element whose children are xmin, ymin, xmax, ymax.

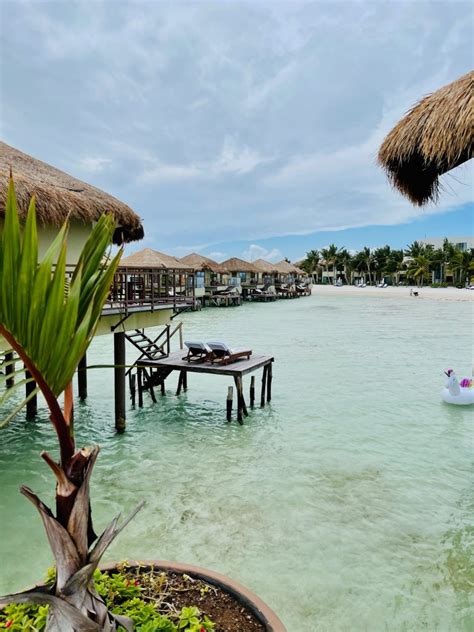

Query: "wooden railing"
<box><xmin>65</xmin><ymin>264</ymin><xmax>196</xmax><ymax>315</ymax></box>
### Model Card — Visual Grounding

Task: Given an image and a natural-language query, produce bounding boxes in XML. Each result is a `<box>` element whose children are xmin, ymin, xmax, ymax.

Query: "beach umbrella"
<box><xmin>0</xmin><ymin>141</ymin><xmax>144</xmax><ymax>244</ymax></box>
<box><xmin>378</xmin><ymin>71</ymin><xmax>473</xmax><ymax>205</ymax></box>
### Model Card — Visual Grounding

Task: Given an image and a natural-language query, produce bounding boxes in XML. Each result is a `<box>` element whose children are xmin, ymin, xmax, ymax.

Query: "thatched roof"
<box><xmin>220</xmin><ymin>257</ymin><xmax>259</xmax><ymax>273</ymax></box>
<box><xmin>180</xmin><ymin>252</ymin><xmax>228</xmax><ymax>273</ymax></box>
<box><xmin>378</xmin><ymin>71</ymin><xmax>474</xmax><ymax>205</ymax></box>
<box><xmin>273</xmin><ymin>260</ymin><xmax>298</xmax><ymax>274</ymax></box>
<box><xmin>120</xmin><ymin>248</ymin><xmax>194</xmax><ymax>270</ymax></box>
<box><xmin>0</xmin><ymin>141</ymin><xmax>144</xmax><ymax>244</ymax></box>
<box><xmin>252</xmin><ymin>258</ymin><xmax>278</xmax><ymax>273</ymax></box>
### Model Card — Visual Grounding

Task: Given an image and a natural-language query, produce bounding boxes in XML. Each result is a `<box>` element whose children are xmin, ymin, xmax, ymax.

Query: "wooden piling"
<box><xmin>267</xmin><ymin>363</ymin><xmax>272</xmax><ymax>403</ymax></box>
<box><xmin>114</xmin><ymin>332</ymin><xmax>126</xmax><ymax>433</ymax></box>
<box><xmin>226</xmin><ymin>386</ymin><xmax>233</xmax><ymax>422</ymax></box>
<box><xmin>183</xmin><ymin>371</ymin><xmax>188</xmax><ymax>391</ymax></box>
<box><xmin>234</xmin><ymin>376</ymin><xmax>247</xmax><ymax>423</ymax></box>
<box><xmin>161</xmin><ymin>379</ymin><xmax>166</xmax><ymax>396</ymax></box>
<box><xmin>77</xmin><ymin>353</ymin><xmax>87</xmax><ymax>400</ymax></box>
<box><xmin>176</xmin><ymin>371</ymin><xmax>184</xmax><ymax>395</ymax></box>
<box><xmin>5</xmin><ymin>352</ymin><xmax>14</xmax><ymax>388</ymax></box>
<box><xmin>25</xmin><ymin>369</ymin><xmax>37</xmax><ymax>419</ymax></box>
<box><xmin>130</xmin><ymin>373</ymin><xmax>136</xmax><ymax>406</ymax></box>
<box><xmin>137</xmin><ymin>368</ymin><xmax>144</xmax><ymax>407</ymax></box>
<box><xmin>260</xmin><ymin>365</ymin><xmax>268</xmax><ymax>408</ymax></box>
<box><xmin>250</xmin><ymin>376</ymin><xmax>255</xmax><ymax>408</ymax></box>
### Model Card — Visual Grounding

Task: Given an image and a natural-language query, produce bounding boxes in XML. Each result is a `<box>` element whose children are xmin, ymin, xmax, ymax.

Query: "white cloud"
<box><xmin>139</xmin><ymin>137</ymin><xmax>274</xmax><ymax>183</ymax></box>
<box><xmin>77</xmin><ymin>156</ymin><xmax>112</xmax><ymax>173</ymax></box>
<box><xmin>241</xmin><ymin>244</ymin><xmax>282</xmax><ymax>263</ymax></box>
<box><xmin>2</xmin><ymin>1</ymin><xmax>472</xmax><ymax>251</ymax></box>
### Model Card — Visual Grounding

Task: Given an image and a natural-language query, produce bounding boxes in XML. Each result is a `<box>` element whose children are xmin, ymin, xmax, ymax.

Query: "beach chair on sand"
<box><xmin>183</xmin><ymin>341</ymin><xmax>212</xmax><ymax>363</ymax></box>
<box><xmin>207</xmin><ymin>341</ymin><xmax>252</xmax><ymax>365</ymax></box>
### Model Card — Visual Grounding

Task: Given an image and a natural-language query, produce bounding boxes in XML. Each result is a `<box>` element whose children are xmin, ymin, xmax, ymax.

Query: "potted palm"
<box><xmin>0</xmin><ymin>177</ymin><xmax>285</xmax><ymax>631</ymax></box>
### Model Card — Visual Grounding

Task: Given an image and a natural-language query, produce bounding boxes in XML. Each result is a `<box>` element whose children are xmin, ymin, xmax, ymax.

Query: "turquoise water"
<box><xmin>0</xmin><ymin>294</ymin><xmax>473</xmax><ymax>631</ymax></box>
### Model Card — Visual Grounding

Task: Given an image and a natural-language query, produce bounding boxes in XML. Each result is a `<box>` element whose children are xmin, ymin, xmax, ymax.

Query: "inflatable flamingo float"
<box><xmin>441</xmin><ymin>369</ymin><xmax>474</xmax><ymax>406</ymax></box>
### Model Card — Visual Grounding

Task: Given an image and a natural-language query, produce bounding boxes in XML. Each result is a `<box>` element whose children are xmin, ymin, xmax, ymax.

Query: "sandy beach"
<box><xmin>312</xmin><ymin>284</ymin><xmax>474</xmax><ymax>302</ymax></box>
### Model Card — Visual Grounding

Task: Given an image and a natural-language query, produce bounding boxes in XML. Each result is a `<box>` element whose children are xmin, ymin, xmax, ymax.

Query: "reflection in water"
<box><xmin>0</xmin><ymin>295</ymin><xmax>473</xmax><ymax>631</ymax></box>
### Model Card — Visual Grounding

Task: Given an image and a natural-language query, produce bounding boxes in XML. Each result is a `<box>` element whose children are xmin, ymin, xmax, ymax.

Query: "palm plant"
<box><xmin>337</xmin><ymin>248</ymin><xmax>352</xmax><ymax>285</ymax></box>
<box><xmin>304</xmin><ymin>249</ymin><xmax>320</xmax><ymax>282</ymax></box>
<box><xmin>406</xmin><ymin>254</ymin><xmax>431</xmax><ymax>287</ymax></box>
<box><xmin>0</xmin><ymin>177</ymin><xmax>142</xmax><ymax>631</ymax></box>
<box><xmin>449</xmin><ymin>249</ymin><xmax>473</xmax><ymax>285</ymax></box>
<box><xmin>404</xmin><ymin>240</ymin><xmax>425</xmax><ymax>259</ymax></box>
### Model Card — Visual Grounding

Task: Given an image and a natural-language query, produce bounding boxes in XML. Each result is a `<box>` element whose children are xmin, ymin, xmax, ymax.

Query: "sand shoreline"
<box><xmin>311</xmin><ymin>284</ymin><xmax>474</xmax><ymax>302</ymax></box>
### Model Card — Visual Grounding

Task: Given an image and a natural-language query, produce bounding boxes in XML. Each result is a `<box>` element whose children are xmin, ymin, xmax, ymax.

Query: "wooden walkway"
<box><xmin>133</xmin><ymin>351</ymin><xmax>274</xmax><ymax>423</ymax></box>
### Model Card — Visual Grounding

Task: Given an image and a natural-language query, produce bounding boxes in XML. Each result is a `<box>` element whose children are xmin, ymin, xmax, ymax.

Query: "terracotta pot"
<box><xmin>101</xmin><ymin>560</ymin><xmax>287</xmax><ymax>632</ymax></box>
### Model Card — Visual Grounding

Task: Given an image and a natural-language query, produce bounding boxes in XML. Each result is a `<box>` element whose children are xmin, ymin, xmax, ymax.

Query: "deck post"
<box><xmin>266</xmin><ymin>363</ymin><xmax>272</xmax><ymax>403</ymax></box>
<box><xmin>25</xmin><ymin>369</ymin><xmax>38</xmax><ymax>419</ymax></box>
<box><xmin>234</xmin><ymin>376</ymin><xmax>247</xmax><ymax>423</ymax></box>
<box><xmin>250</xmin><ymin>376</ymin><xmax>255</xmax><ymax>408</ymax></box>
<box><xmin>161</xmin><ymin>378</ymin><xmax>166</xmax><ymax>396</ymax></box>
<box><xmin>176</xmin><ymin>371</ymin><xmax>184</xmax><ymax>395</ymax></box>
<box><xmin>114</xmin><ymin>332</ymin><xmax>126</xmax><ymax>433</ymax></box>
<box><xmin>5</xmin><ymin>352</ymin><xmax>14</xmax><ymax>388</ymax></box>
<box><xmin>77</xmin><ymin>353</ymin><xmax>87</xmax><ymax>400</ymax></box>
<box><xmin>226</xmin><ymin>386</ymin><xmax>233</xmax><ymax>422</ymax></box>
<box><xmin>130</xmin><ymin>373</ymin><xmax>136</xmax><ymax>406</ymax></box>
<box><xmin>137</xmin><ymin>368</ymin><xmax>144</xmax><ymax>407</ymax></box>
<box><xmin>260</xmin><ymin>365</ymin><xmax>268</xmax><ymax>408</ymax></box>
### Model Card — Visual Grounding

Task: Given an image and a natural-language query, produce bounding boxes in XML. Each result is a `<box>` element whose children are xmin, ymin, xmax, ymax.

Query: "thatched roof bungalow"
<box><xmin>220</xmin><ymin>257</ymin><xmax>260</xmax><ymax>287</ymax></box>
<box><xmin>252</xmin><ymin>258</ymin><xmax>278</xmax><ymax>274</ymax></box>
<box><xmin>378</xmin><ymin>71</ymin><xmax>473</xmax><ymax>205</ymax></box>
<box><xmin>0</xmin><ymin>142</ymin><xmax>144</xmax><ymax>251</ymax></box>
<box><xmin>120</xmin><ymin>248</ymin><xmax>193</xmax><ymax>270</ymax></box>
<box><xmin>180</xmin><ymin>252</ymin><xmax>228</xmax><ymax>274</ymax></box>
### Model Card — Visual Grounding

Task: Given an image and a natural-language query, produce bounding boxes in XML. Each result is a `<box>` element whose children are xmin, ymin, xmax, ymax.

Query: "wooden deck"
<box><xmin>134</xmin><ymin>351</ymin><xmax>274</xmax><ymax>423</ymax></box>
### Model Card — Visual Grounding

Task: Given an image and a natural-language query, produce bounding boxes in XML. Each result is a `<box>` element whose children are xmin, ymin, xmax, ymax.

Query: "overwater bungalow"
<box><xmin>179</xmin><ymin>252</ymin><xmax>229</xmax><ymax>299</ymax></box>
<box><xmin>0</xmin><ymin>143</ymin><xmax>180</xmax><ymax>430</ymax></box>
<box><xmin>0</xmin><ymin>141</ymin><xmax>143</xmax><ymax>264</ymax></box>
<box><xmin>119</xmin><ymin>248</ymin><xmax>196</xmax><ymax>310</ymax></box>
<box><xmin>252</xmin><ymin>259</ymin><xmax>278</xmax><ymax>289</ymax></box>
<box><xmin>220</xmin><ymin>257</ymin><xmax>261</xmax><ymax>297</ymax></box>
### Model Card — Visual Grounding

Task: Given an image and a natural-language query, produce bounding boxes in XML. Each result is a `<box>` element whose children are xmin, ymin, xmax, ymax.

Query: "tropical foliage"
<box><xmin>0</xmin><ymin>177</ymin><xmax>141</xmax><ymax>631</ymax></box>
<box><xmin>300</xmin><ymin>239</ymin><xmax>474</xmax><ymax>287</ymax></box>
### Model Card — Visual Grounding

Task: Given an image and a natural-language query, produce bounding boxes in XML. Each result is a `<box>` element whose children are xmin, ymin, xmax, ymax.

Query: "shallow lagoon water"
<box><xmin>0</xmin><ymin>294</ymin><xmax>473</xmax><ymax>631</ymax></box>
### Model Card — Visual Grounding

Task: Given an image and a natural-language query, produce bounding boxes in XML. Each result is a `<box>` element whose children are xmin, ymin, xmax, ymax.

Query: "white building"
<box><xmin>419</xmin><ymin>236</ymin><xmax>474</xmax><ymax>251</ymax></box>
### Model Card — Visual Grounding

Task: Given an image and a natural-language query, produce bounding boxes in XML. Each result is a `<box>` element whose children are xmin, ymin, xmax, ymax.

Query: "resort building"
<box><xmin>119</xmin><ymin>248</ymin><xmax>196</xmax><ymax>311</ymax></box>
<box><xmin>419</xmin><ymin>236</ymin><xmax>474</xmax><ymax>251</ymax></box>
<box><xmin>220</xmin><ymin>257</ymin><xmax>261</xmax><ymax>297</ymax></box>
<box><xmin>179</xmin><ymin>253</ymin><xmax>229</xmax><ymax>298</ymax></box>
<box><xmin>252</xmin><ymin>259</ymin><xmax>278</xmax><ymax>290</ymax></box>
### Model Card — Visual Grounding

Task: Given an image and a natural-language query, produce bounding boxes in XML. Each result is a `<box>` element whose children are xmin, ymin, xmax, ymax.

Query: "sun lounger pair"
<box><xmin>183</xmin><ymin>341</ymin><xmax>252</xmax><ymax>365</ymax></box>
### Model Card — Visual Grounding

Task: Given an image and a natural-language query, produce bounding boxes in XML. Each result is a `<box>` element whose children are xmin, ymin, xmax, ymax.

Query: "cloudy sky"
<box><xmin>1</xmin><ymin>0</ymin><xmax>472</xmax><ymax>262</ymax></box>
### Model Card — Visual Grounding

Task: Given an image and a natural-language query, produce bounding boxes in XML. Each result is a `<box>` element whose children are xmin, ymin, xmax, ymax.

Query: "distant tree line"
<box><xmin>300</xmin><ymin>239</ymin><xmax>474</xmax><ymax>287</ymax></box>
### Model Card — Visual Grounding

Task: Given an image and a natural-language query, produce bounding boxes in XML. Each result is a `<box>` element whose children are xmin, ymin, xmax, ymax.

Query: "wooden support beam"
<box><xmin>176</xmin><ymin>371</ymin><xmax>184</xmax><ymax>396</ymax></box>
<box><xmin>161</xmin><ymin>379</ymin><xmax>166</xmax><ymax>396</ymax></box>
<box><xmin>114</xmin><ymin>332</ymin><xmax>126</xmax><ymax>433</ymax></box>
<box><xmin>25</xmin><ymin>369</ymin><xmax>37</xmax><ymax>419</ymax></box>
<box><xmin>5</xmin><ymin>352</ymin><xmax>14</xmax><ymax>389</ymax></box>
<box><xmin>226</xmin><ymin>386</ymin><xmax>233</xmax><ymax>422</ymax></box>
<box><xmin>234</xmin><ymin>376</ymin><xmax>246</xmax><ymax>424</ymax></box>
<box><xmin>250</xmin><ymin>376</ymin><xmax>255</xmax><ymax>408</ymax></box>
<box><xmin>183</xmin><ymin>371</ymin><xmax>188</xmax><ymax>391</ymax></box>
<box><xmin>260</xmin><ymin>365</ymin><xmax>268</xmax><ymax>408</ymax></box>
<box><xmin>77</xmin><ymin>353</ymin><xmax>87</xmax><ymax>401</ymax></box>
<box><xmin>130</xmin><ymin>373</ymin><xmax>136</xmax><ymax>406</ymax></box>
<box><xmin>267</xmin><ymin>363</ymin><xmax>272</xmax><ymax>403</ymax></box>
<box><xmin>137</xmin><ymin>368</ymin><xmax>144</xmax><ymax>407</ymax></box>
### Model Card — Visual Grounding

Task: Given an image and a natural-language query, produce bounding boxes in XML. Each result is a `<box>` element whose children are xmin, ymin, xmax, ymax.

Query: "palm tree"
<box><xmin>449</xmin><ymin>249</ymin><xmax>473</xmax><ymax>286</ymax></box>
<box><xmin>406</xmin><ymin>254</ymin><xmax>431</xmax><ymax>287</ymax></box>
<box><xmin>304</xmin><ymin>249</ymin><xmax>320</xmax><ymax>283</ymax></box>
<box><xmin>357</xmin><ymin>247</ymin><xmax>374</xmax><ymax>285</ymax></box>
<box><xmin>384</xmin><ymin>249</ymin><xmax>404</xmax><ymax>285</ymax></box>
<box><xmin>337</xmin><ymin>248</ymin><xmax>353</xmax><ymax>285</ymax></box>
<box><xmin>404</xmin><ymin>240</ymin><xmax>425</xmax><ymax>259</ymax></box>
<box><xmin>0</xmin><ymin>177</ymin><xmax>141</xmax><ymax>630</ymax></box>
<box><xmin>321</xmin><ymin>244</ymin><xmax>339</xmax><ymax>284</ymax></box>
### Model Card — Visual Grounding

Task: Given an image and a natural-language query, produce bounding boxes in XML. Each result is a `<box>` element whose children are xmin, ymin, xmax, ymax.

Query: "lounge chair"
<box><xmin>207</xmin><ymin>341</ymin><xmax>252</xmax><ymax>365</ymax></box>
<box><xmin>183</xmin><ymin>341</ymin><xmax>212</xmax><ymax>363</ymax></box>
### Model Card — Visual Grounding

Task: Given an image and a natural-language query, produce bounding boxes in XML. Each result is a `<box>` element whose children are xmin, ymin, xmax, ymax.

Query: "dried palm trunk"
<box><xmin>0</xmin><ymin>445</ymin><xmax>142</xmax><ymax>631</ymax></box>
